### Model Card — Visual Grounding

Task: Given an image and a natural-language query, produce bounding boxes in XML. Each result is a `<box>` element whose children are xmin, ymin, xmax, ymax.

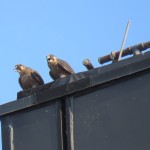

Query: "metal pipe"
<box><xmin>98</xmin><ymin>41</ymin><xmax>150</xmax><ymax>64</ymax></box>
<box><xmin>82</xmin><ymin>59</ymin><xmax>94</xmax><ymax>70</ymax></box>
<box><xmin>118</xmin><ymin>20</ymin><xmax>130</xmax><ymax>61</ymax></box>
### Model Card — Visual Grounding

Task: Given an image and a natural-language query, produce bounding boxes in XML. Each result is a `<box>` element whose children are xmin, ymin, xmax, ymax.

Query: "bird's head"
<box><xmin>14</xmin><ymin>64</ymin><xmax>26</xmax><ymax>74</ymax></box>
<box><xmin>46</xmin><ymin>54</ymin><xmax>58</xmax><ymax>64</ymax></box>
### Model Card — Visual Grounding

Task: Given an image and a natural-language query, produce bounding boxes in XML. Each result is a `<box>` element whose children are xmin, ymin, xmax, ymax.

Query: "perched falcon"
<box><xmin>14</xmin><ymin>64</ymin><xmax>44</xmax><ymax>90</ymax></box>
<box><xmin>82</xmin><ymin>59</ymin><xmax>94</xmax><ymax>70</ymax></box>
<box><xmin>46</xmin><ymin>54</ymin><xmax>75</xmax><ymax>80</ymax></box>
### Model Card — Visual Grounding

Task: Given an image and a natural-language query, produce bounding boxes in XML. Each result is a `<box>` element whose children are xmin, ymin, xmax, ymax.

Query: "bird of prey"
<box><xmin>14</xmin><ymin>64</ymin><xmax>44</xmax><ymax>90</ymax></box>
<box><xmin>82</xmin><ymin>59</ymin><xmax>94</xmax><ymax>70</ymax></box>
<box><xmin>46</xmin><ymin>54</ymin><xmax>75</xmax><ymax>80</ymax></box>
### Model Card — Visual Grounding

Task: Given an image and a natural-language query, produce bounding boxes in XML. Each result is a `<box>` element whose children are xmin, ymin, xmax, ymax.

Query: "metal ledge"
<box><xmin>1</xmin><ymin>52</ymin><xmax>150</xmax><ymax>116</ymax></box>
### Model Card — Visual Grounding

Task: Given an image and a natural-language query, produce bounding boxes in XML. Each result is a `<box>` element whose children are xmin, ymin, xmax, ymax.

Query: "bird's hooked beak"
<box><xmin>14</xmin><ymin>65</ymin><xmax>22</xmax><ymax>73</ymax></box>
<box><xmin>14</xmin><ymin>65</ymin><xmax>18</xmax><ymax>72</ymax></box>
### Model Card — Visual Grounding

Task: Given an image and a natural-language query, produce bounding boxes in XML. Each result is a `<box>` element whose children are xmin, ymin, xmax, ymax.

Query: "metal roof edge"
<box><xmin>1</xmin><ymin>52</ymin><xmax>150</xmax><ymax>116</ymax></box>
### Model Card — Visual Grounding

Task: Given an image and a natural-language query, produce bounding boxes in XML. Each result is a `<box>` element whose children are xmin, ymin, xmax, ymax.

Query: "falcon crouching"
<box><xmin>14</xmin><ymin>64</ymin><xmax>44</xmax><ymax>90</ymax></box>
<box><xmin>46</xmin><ymin>54</ymin><xmax>75</xmax><ymax>80</ymax></box>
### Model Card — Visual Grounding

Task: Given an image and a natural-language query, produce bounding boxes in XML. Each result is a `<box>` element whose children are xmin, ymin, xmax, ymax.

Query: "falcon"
<box><xmin>14</xmin><ymin>64</ymin><xmax>44</xmax><ymax>90</ymax></box>
<box><xmin>46</xmin><ymin>54</ymin><xmax>75</xmax><ymax>80</ymax></box>
<box><xmin>82</xmin><ymin>59</ymin><xmax>94</xmax><ymax>70</ymax></box>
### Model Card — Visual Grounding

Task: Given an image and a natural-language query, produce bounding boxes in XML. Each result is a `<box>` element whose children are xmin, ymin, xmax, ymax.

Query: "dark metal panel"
<box><xmin>92</xmin><ymin>53</ymin><xmax>150</xmax><ymax>86</ymax></box>
<box><xmin>68</xmin><ymin>72</ymin><xmax>150</xmax><ymax>150</ymax></box>
<box><xmin>36</xmin><ymin>77</ymin><xmax>91</xmax><ymax>103</ymax></box>
<box><xmin>0</xmin><ymin>95</ymin><xmax>36</xmax><ymax>116</ymax></box>
<box><xmin>1</xmin><ymin>117</ymin><xmax>11</xmax><ymax>150</ymax></box>
<box><xmin>1</xmin><ymin>100</ymin><xmax>63</xmax><ymax>150</ymax></box>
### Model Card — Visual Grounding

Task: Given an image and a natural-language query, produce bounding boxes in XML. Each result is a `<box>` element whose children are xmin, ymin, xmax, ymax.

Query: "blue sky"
<box><xmin>0</xmin><ymin>0</ymin><xmax>150</xmax><ymax>148</ymax></box>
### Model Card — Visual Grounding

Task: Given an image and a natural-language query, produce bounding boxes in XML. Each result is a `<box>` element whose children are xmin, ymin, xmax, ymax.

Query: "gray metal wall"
<box><xmin>66</xmin><ymin>72</ymin><xmax>150</xmax><ymax>150</ymax></box>
<box><xmin>1</xmin><ymin>101</ymin><xmax>63</xmax><ymax>150</ymax></box>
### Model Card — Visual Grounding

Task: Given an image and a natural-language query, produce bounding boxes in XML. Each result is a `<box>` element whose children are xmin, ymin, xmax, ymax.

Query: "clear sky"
<box><xmin>0</xmin><ymin>0</ymin><xmax>150</xmax><ymax>149</ymax></box>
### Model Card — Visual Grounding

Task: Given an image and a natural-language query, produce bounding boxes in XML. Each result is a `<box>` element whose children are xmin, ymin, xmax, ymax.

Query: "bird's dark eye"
<box><xmin>47</xmin><ymin>57</ymin><xmax>51</xmax><ymax>61</ymax></box>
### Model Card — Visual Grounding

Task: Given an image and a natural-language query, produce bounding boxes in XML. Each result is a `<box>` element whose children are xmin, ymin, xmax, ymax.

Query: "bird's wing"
<box><xmin>49</xmin><ymin>71</ymin><xmax>59</xmax><ymax>80</ymax></box>
<box><xmin>19</xmin><ymin>77</ymin><xmax>24</xmax><ymax>89</ymax></box>
<box><xmin>31</xmin><ymin>71</ymin><xmax>44</xmax><ymax>85</ymax></box>
<box><xmin>58</xmin><ymin>59</ymin><xmax>75</xmax><ymax>74</ymax></box>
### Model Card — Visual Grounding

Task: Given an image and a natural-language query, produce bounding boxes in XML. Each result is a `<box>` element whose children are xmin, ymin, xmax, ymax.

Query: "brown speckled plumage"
<box><xmin>46</xmin><ymin>54</ymin><xmax>75</xmax><ymax>80</ymax></box>
<box><xmin>15</xmin><ymin>64</ymin><xmax>44</xmax><ymax>90</ymax></box>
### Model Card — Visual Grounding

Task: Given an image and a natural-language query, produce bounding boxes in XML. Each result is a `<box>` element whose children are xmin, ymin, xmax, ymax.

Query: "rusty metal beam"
<box><xmin>98</xmin><ymin>41</ymin><xmax>150</xmax><ymax>64</ymax></box>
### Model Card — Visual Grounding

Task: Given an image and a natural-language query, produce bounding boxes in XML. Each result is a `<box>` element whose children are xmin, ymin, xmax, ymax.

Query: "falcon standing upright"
<box><xmin>46</xmin><ymin>54</ymin><xmax>75</xmax><ymax>80</ymax></box>
<box><xmin>14</xmin><ymin>64</ymin><xmax>44</xmax><ymax>90</ymax></box>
